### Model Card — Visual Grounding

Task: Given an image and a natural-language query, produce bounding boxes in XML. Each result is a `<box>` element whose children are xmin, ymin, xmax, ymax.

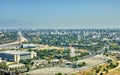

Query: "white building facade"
<box><xmin>0</xmin><ymin>50</ymin><xmax>36</xmax><ymax>63</ymax></box>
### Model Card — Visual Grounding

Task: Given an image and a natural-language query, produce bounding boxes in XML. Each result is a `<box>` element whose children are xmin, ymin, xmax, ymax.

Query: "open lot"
<box><xmin>28</xmin><ymin>67</ymin><xmax>75</xmax><ymax>75</ymax></box>
<box><xmin>28</xmin><ymin>54</ymin><xmax>107</xmax><ymax>75</ymax></box>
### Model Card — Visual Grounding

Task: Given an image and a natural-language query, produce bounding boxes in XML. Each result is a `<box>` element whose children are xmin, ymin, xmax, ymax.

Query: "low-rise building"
<box><xmin>8</xmin><ymin>63</ymin><xmax>25</xmax><ymax>69</ymax></box>
<box><xmin>21</xmin><ymin>44</ymin><xmax>36</xmax><ymax>48</ymax></box>
<box><xmin>8</xmin><ymin>63</ymin><xmax>25</xmax><ymax>72</ymax></box>
<box><xmin>0</xmin><ymin>50</ymin><xmax>36</xmax><ymax>63</ymax></box>
<box><xmin>31</xmin><ymin>59</ymin><xmax>48</xmax><ymax>66</ymax></box>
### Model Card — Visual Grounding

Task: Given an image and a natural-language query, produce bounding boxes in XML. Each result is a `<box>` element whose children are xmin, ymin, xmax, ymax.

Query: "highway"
<box><xmin>0</xmin><ymin>32</ymin><xmax>28</xmax><ymax>48</ymax></box>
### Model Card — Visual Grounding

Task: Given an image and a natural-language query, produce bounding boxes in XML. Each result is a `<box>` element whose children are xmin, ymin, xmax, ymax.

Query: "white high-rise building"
<box><xmin>70</xmin><ymin>47</ymin><xmax>76</xmax><ymax>57</ymax></box>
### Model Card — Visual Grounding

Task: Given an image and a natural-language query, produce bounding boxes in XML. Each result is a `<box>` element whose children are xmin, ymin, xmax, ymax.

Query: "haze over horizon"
<box><xmin>0</xmin><ymin>0</ymin><xmax>120</xmax><ymax>29</ymax></box>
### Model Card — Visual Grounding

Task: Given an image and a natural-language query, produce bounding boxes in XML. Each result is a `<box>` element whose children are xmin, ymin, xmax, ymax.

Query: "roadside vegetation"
<box><xmin>71</xmin><ymin>61</ymin><xmax>119</xmax><ymax>75</ymax></box>
<box><xmin>0</xmin><ymin>31</ymin><xmax>17</xmax><ymax>44</ymax></box>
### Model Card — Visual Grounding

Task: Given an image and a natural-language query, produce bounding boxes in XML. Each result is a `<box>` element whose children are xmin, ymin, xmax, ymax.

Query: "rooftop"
<box><xmin>22</xmin><ymin>44</ymin><xmax>35</xmax><ymax>46</ymax></box>
<box><xmin>0</xmin><ymin>50</ymin><xmax>31</xmax><ymax>55</ymax></box>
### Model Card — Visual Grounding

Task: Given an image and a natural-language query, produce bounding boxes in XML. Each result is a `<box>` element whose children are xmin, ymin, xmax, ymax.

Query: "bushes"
<box><xmin>55</xmin><ymin>72</ymin><xmax>67</xmax><ymax>75</ymax></box>
<box><xmin>78</xmin><ymin>62</ymin><xmax>86</xmax><ymax>67</ymax></box>
<box><xmin>0</xmin><ymin>62</ymin><xmax>7</xmax><ymax>69</ymax></box>
<box><xmin>107</xmin><ymin>62</ymin><xmax>118</xmax><ymax>69</ymax></box>
<box><xmin>55</xmin><ymin>72</ymin><xmax>62</xmax><ymax>75</ymax></box>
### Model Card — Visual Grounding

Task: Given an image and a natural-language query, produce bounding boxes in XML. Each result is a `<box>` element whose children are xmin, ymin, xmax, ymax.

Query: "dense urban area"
<box><xmin>0</xmin><ymin>29</ymin><xmax>120</xmax><ymax>75</ymax></box>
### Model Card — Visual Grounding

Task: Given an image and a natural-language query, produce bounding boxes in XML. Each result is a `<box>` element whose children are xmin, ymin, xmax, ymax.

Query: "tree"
<box><xmin>107</xmin><ymin>63</ymin><xmax>117</xmax><ymax>69</ymax></box>
<box><xmin>78</xmin><ymin>62</ymin><xmax>86</xmax><ymax>67</ymax></box>
<box><xmin>25</xmin><ymin>64</ymin><xmax>31</xmax><ymax>72</ymax></box>
<box><xmin>105</xmin><ymin>69</ymin><xmax>108</xmax><ymax>73</ymax></box>
<box><xmin>95</xmin><ymin>68</ymin><xmax>100</xmax><ymax>73</ymax></box>
<box><xmin>0</xmin><ymin>62</ymin><xmax>7</xmax><ymax>69</ymax></box>
<box><xmin>15</xmin><ymin>68</ymin><xmax>19</xmax><ymax>75</ymax></box>
<box><xmin>107</xmin><ymin>60</ymin><xmax>112</xmax><ymax>63</ymax></box>
<box><xmin>100</xmin><ymin>72</ymin><xmax>103</xmax><ymax>75</ymax></box>
<box><xmin>55</xmin><ymin>72</ymin><xmax>62</xmax><ymax>75</ymax></box>
<box><xmin>82</xmin><ymin>62</ymin><xmax>86</xmax><ymax>66</ymax></box>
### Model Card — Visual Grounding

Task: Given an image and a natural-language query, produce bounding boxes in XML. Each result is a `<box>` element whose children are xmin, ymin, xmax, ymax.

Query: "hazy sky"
<box><xmin>0</xmin><ymin>0</ymin><xmax>120</xmax><ymax>29</ymax></box>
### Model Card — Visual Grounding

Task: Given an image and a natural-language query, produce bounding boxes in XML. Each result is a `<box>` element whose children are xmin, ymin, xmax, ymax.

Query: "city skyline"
<box><xmin>0</xmin><ymin>0</ymin><xmax>120</xmax><ymax>29</ymax></box>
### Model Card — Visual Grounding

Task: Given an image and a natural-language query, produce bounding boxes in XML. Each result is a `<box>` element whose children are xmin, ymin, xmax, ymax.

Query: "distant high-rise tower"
<box><xmin>77</xmin><ymin>34</ymin><xmax>81</xmax><ymax>41</ymax></box>
<box><xmin>77</xmin><ymin>32</ymin><xmax>80</xmax><ymax>52</ymax></box>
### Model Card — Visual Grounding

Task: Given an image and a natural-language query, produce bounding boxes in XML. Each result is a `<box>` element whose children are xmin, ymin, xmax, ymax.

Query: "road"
<box><xmin>0</xmin><ymin>32</ymin><xmax>28</xmax><ymax>48</ymax></box>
